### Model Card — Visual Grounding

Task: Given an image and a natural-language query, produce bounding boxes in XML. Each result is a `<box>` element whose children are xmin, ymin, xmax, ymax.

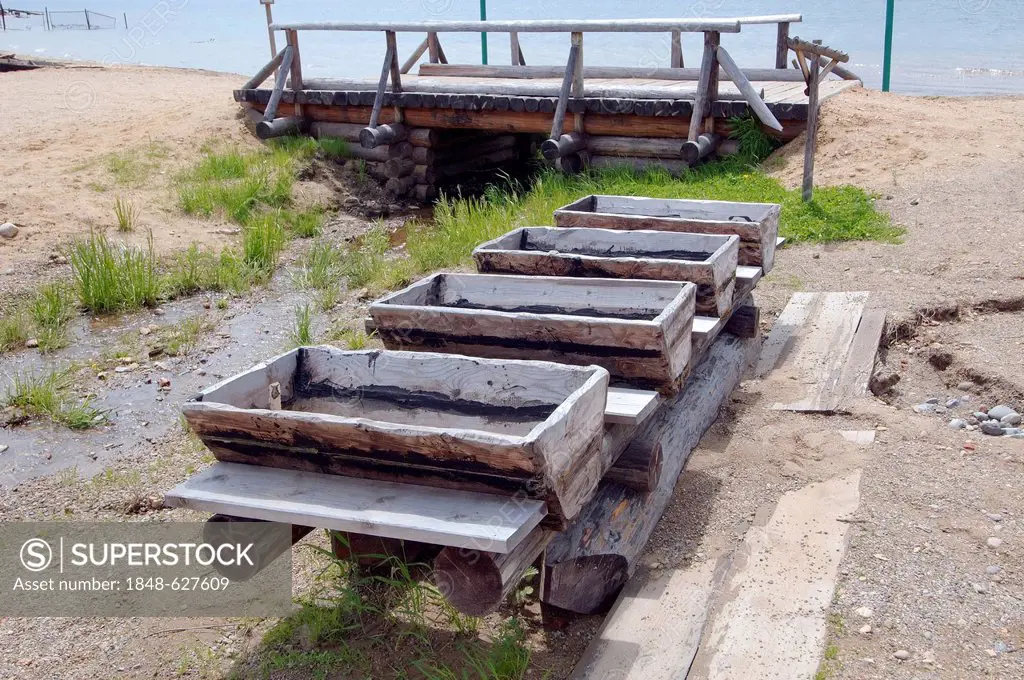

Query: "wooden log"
<box><xmin>417</xmin><ymin>63</ymin><xmax>807</xmax><ymax>82</ymax></box>
<box><xmin>724</xmin><ymin>303</ymin><xmax>760</xmax><ymax>338</ymax></box>
<box><xmin>604</xmin><ymin>442</ymin><xmax>661</xmax><ymax>493</ymax></box>
<box><xmin>558</xmin><ymin>152</ymin><xmax>586</xmax><ymax>174</ymax></box>
<box><xmin>427</xmin><ymin>31</ymin><xmax>440</xmax><ymax>63</ymax></box>
<box><xmin>670</xmin><ymin>31</ymin><xmax>683</xmax><ymax>68</ymax></box>
<box><xmin>366</xmin><ymin>162</ymin><xmax>389</xmax><ymax>181</ymax></box>
<box><xmin>259</xmin><ymin>44</ymin><xmax>295</xmax><ymax>126</ymax></box>
<box><xmin>776</xmin><ymin>22</ymin><xmax>790</xmax><ymax>69</ymax></box>
<box><xmin>330</xmin><ymin>530</ymin><xmax>439</xmax><ymax>566</ymax></box>
<box><xmin>542</xmin><ymin>331</ymin><xmax>762</xmax><ymax>614</ymax></box>
<box><xmin>716</xmin><ymin>45</ymin><xmax>783</xmax><ymax>131</ymax></box>
<box><xmin>385</xmin><ymin>175</ymin><xmax>415</xmax><ymax>197</ymax></box>
<box><xmin>309</xmin><ymin>121</ymin><xmax>365</xmax><ymax>142</ymax></box>
<box><xmin>510</xmin><ymin>31</ymin><xmax>525</xmax><ymax>66</ymax></box>
<box><xmin>383</xmin><ymin>157</ymin><xmax>415</xmax><ymax>178</ymax></box>
<box><xmin>411</xmin><ymin>146</ymin><xmax>434</xmax><ymax>164</ymax></box>
<box><xmin>413</xmin><ymin>183</ymin><xmax>438</xmax><ymax>203</ymax></box>
<box><xmin>680</xmin><ymin>132</ymin><xmax>721</xmax><ymax>165</ymax></box>
<box><xmin>803</xmin><ymin>55</ymin><xmax>820</xmax><ymax>202</ymax></box>
<box><xmin>433</xmin><ymin>526</ymin><xmax>552</xmax><ymax>615</ymax></box>
<box><xmin>183</xmin><ymin>347</ymin><xmax>609</xmax><ymax>526</ymax></box>
<box><xmin>589</xmin><ymin>155</ymin><xmax>690</xmax><ymax>175</ymax></box>
<box><xmin>360</xmin><ymin>122</ymin><xmax>408</xmax><ymax>149</ymax></box>
<box><xmin>410</xmin><ymin>164</ymin><xmax>436</xmax><ymax>184</ymax></box>
<box><xmin>587</xmin><ymin>135</ymin><xmax>684</xmax><ymax>159</ymax></box>
<box><xmin>256</xmin><ymin>116</ymin><xmax>302</xmax><ymax>140</ymax></box>
<box><xmin>688</xmin><ymin>31</ymin><xmax>719</xmax><ymax>142</ymax></box>
<box><xmin>787</xmin><ymin>36</ymin><xmax>849</xmax><ymax>63</ymax></box>
<box><xmin>345</xmin><ymin>145</ymin><xmax>392</xmax><ymax>163</ymax></box>
<box><xmin>549</xmin><ymin>33</ymin><xmax>582</xmax><ymax>141</ymax></box>
<box><xmin>817</xmin><ymin>55</ymin><xmax>860</xmax><ymax>81</ymax></box>
<box><xmin>284</xmin><ymin>31</ymin><xmax>303</xmax><ymax>118</ymax></box>
<box><xmin>387</xmin><ymin>141</ymin><xmax>414</xmax><ymax>159</ymax></box>
<box><xmin>368</xmin><ymin>33</ymin><xmax>397</xmax><ymax>130</ymax></box>
<box><xmin>242</xmin><ymin>48</ymin><xmax>287</xmax><ymax>90</ymax></box>
<box><xmin>271</xmin><ymin>19</ymin><xmax>743</xmax><ymax>33</ymax></box>
<box><xmin>408</xmin><ymin>127</ymin><xmax>439</xmax><ymax>147</ymax></box>
<box><xmin>541</xmin><ymin>132</ymin><xmax>586</xmax><ymax>160</ymax></box>
<box><xmin>203</xmin><ymin>515</ymin><xmax>313</xmax><ymax>581</ymax></box>
<box><xmin>400</xmin><ymin>36</ymin><xmax>430</xmax><ymax>74</ymax></box>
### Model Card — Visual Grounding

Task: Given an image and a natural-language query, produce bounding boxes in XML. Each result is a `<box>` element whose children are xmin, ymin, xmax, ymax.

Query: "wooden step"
<box><xmin>164</xmin><ymin>462</ymin><xmax>546</xmax><ymax>553</ymax></box>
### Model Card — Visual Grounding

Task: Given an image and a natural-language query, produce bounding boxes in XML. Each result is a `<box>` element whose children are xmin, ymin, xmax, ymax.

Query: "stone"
<box><xmin>973</xmin><ymin>582</ymin><xmax>987</xmax><ymax>594</ymax></box>
<box><xmin>967</xmin><ymin>416</ymin><xmax>980</xmax><ymax>426</ymax></box>
<box><xmin>157</xmin><ymin>377</ymin><xmax>171</xmax><ymax>389</ymax></box>
<box><xmin>1010</xmin><ymin>433</ymin><xmax>1024</xmax><ymax>440</ymax></box>
<box><xmin>987</xmin><ymin>513</ymin><xmax>1003</xmax><ymax>522</ymax></box>
<box><xmin>855</xmin><ymin>606</ymin><xmax>873</xmax><ymax>618</ymax></box>
<box><xmin>925</xmin><ymin>397</ymin><xmax>940</xmax><ymax>404</ymax></box>
<box><xmin>894</xmin><ymin>650</ymin><xmax>910</xmax><ymax>660</ymax></box>
<box><xmin>986</xmin><ymin>565</ymin><xmax>1002</xmax><ymax>575</ymax></box>
<box><xmin>0</xmin><ymin>223</ymin><xmax>18</xmax><ymax>239</ymax></box>
<box><xmin>914</xmin><ymin>403</ymin><xmax>937</xmax><ymax>415</ymax></box>
<box><xmin>974</xmin><ymin>411</ymin><xmax>992</xmax><ymax>421</ymax></box>
<box><xmin>948</xmin><ymin>419</ymin><xmax>967</xmax><ymax>430</ymax></box>
<box><xmin>981</xmin><ymin>421</ymin><xmax>1004</xmax><ymax>436</ymax></box>
<box><xmin>935</xmin><ymin>405</ymin><xmax>947</xmax><ymax>415</ymax></box>
<box><xmin>988</xmin><ymin>405</ymin><xmax>1017</xmax><ymax>421</ymax></box>
<box><xmin>945</xmin><ymin>398</ymin><xmax>960</xmax><ymax>408</ymax></box>
<box><xmin>0</xmin><ymin>444</ymin><xmax>8</xmax><ymax>454</ymax></box>
<box><xmin>1003</xmin><ymin>428</ymin><xmax>1022</xmax><ymax>436</ymax></box>
<box><xmin>24</xmin><ymin>339</ymin><xmax>39</xmax><ymax>348</ymax></box>
<box><xmin>957</xmin><ymin>381</ymin><xmax>975</xmax><ymax>391</ymax></box>
<box><xmin>859</xmin><ymin>625</ymin><xmax>872</xmax><ymax>635</ymax></box>
<box><xmin>139</xmin><ymin>327</ymin><xmax>152</xmax><ymax>336</ymax></box>
<box><xmin>987</xmin><ymin>537</ymin><xmax>1003</xmax><ymax>549</ymax></box>
<box><xmin>1000</xmin><ymin>413</ymin><xmax>1022</xmax><ymax>427</ymax></box>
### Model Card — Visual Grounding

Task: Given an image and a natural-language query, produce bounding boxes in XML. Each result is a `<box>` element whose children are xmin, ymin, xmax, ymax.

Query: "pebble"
<box><xmin>0</xmin><ymin>444</ymin><xmax>8</xmax><ymax>454</ymax></box>
<box><xmin>949</xmin><ymin>419</ymin><xmax>966</xmax><ymax>430</ymax></box>
<box><xmin>157</xmin><ymin>377</ymin><xmax>171</xmax><ymax>389</ymax></box>
<box><xmin>974</xmin><ymin>411</ymin><xmax>991</xmax><ymax>421</ymax></box>
<box><xmin>966</xmin><ymin>416</ymin><xmax>980</xmax><ymax>426</ymax></box>
<box><xmin>935</xmin><ymin>405</ymin><xmax>947</xmax><ymax>415</ymax></box>
<box><xmin>855</xmin><ymin>606</ymin><xmax>873</xmax><ymax>618</ymax></box>
<box><xmin>957</xmin><ymin>381</ymin><xmax>975</xmax><ymax>391</ymax></box>
<box><xmin>945</xmin><ymin>398</ymin><xmax>960</xmax><ymax>408</ymax></box>
<box><xmin>139</xmin><ymin>327</ymin><xmax>152</xmax><ymax>336</ymax></box>
<box><xmin>986</xmin><ymin>565</ymin><xmax>1002</xmax><ymax>575</ymax></box>
<box><xmin>988</xmin><ymin>405</ymin><xmax>1017</xmax><ymax>421</ymax></box>
<box><xmin>987</xmin><ymin>537</ymin><xmax>1003</xmax><ymax>549</ymax></box>
<box><xmin>1004</xmin><ymin>428</ymin><xmax>1022</xmax><ymax>436</ymax></box>
<box><xmin>925</xmin><ymin>397</ymin><xmax>939</xmax><ymax>404</ymax></box>
<box><xmin>859</xmin><ymin>624</ymin><xmax>872</xmax><ymax>635</ymax></box>
<box><xmin>1001</xmin><ymin>413</ymin><xmax>1022</xmax><ymax>426</ymax></box>
<box><xmin>981</xmin><ymin>421</ymin><xmax>1004</xmax><ymax>436</ymax></box>
<box><xmin>0</xmin><ymin>222</ymin><xmax>18</xmax><ymax>239</ymax></box>
<box><xmin>894</xmin><ymin>650</ymin><xmax>910</xmax><ymax>660</ymax></box>
<box><xmin>24</xmin><ymin>338</ymin><xmax>39</xmax><ymax>348</ymax></box>
<box><xmin>987</xmin><ymin>513</ymin><xmax>1003</xmax><ymax>522</ymax></box>
<box><xmin>914</xmin><ymin>403</ymin><xmax>937</xmax><ymax>414</ymax></box>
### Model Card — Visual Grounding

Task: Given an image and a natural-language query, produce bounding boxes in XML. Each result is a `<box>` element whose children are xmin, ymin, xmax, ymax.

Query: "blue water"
<box><xmin>2</xmin><ymin>0</ymin><xmax>1023</xmax><ymax>95</ymax></box>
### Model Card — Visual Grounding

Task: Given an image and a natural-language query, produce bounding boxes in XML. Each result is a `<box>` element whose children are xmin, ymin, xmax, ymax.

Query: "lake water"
<box><xmin>3</xmin><ymin>0</ymin><xmax>1023</xmax><ymax>96</ymax></box>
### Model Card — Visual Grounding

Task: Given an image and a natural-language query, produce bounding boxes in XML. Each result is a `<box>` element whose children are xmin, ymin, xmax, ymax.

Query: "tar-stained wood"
<box><xmin>181</xmin><ymin>347</ymin><xmax>609</xmax><ymax>524</ymax></box>
<box><xmin>604</xmin><ymin>441</ymin><xmax>662</xmax><ymax>492</ymax></box>
<box><xmin>553</xmin><ymin>195</ymin><xmax>780</xmax><ymax>272</ymax></box>
<box><xmin>543</xmin><ymin>332</ymin><xmax>761</xmax><ymax>613</ymax></box>
<box><xmin>370</xmin><ymin>273</ymin><xmax>696</xmax><ymax>392</ymax></box>
<box><xmin>203</xmin><ymin>515</ymin><xmax>312</xmax><ymax>581</ymax></box>
<box><xmin>473</xmin><ymin>227</ymin><xmax>738</xmax><ymax>317</ymax></box>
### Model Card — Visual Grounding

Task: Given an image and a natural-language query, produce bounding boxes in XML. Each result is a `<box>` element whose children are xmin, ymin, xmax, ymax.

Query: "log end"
<box><xmin>540</xmin><ymin>138</ymin><xmax>561</xmax><ymax>160</ymax></box>
<box><xmin>256</xmin><ymin>116</ymin><xmax>301</xmax><ymax>140</ymax></box>
<box><xmin>542</xmin><ymin>554</ymin><xmax>630</xmax><ymax>615</ymax></box>
<box><xmin>433</xmin><ymin>548</ymin><xmax>504</xmax><ymax>616</ymax></box>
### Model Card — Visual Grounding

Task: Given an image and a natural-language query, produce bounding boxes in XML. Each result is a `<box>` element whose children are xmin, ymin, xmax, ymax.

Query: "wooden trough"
<box><xmin>473</xmin><ymin>227</ymin><xmax>738</xmax><ymax>317</ymax></box>
<box><xmin>553</xmin><ymin>195</ymin><xmax>780</xmax><ymax>272</ymax></box>
<box><xmin>180</xmin><ymin>347</ymin><xmax>610</xmax><ymax>524</ymax></box>
<box><xmin>370</xmin><ymin>273</ymin><xmax>696</xmax><ymax>392</ymax></box>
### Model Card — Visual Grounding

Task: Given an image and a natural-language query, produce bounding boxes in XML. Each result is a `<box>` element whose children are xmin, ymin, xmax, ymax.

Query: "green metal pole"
<box><xmin>882</xmin><ymin>0</ymin><xmax>894</xmax><ymax>91</ymax></box>
<box><xmin>480</xmin><ymin>0</ymin><xmax>488</xmax><ymax>64</ymax></box>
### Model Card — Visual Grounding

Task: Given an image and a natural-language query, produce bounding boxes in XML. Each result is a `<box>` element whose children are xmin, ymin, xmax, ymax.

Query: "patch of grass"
<box><xmin>282</xmin><ymin>208</ymin><xmax>325</xmax><ymax>238</ymax></box>
<box><xmin>290</xmin><ymin>304</ymin><xmax>315</xmax><ymax>347</ymax></box>
<box><xmin>728</xmin><ymin>113</ymin><xmax>781</xmax><ymax>160</ymax></box>
<box><xmin>414</xmin><ymin>619</ymin><xmax>530</xmax><ymax>680</ymax></box>
<box><xmin>177</xmin><ymin>146</ymin><xmax>297</xmax><ymax>224</ymax></box>
<box><xmin>265</xmin><ymin>648</ymin><xmax>366</xmax><ymax>680</ymax></box>
<box><xmin>162</xmin><ymin>315</ymin><xmax>214</xmax><ymax>356</ymax></box>
<box><xmin>340</xmin><ymin>222</ymin><xmax>396</xmax><ymax>290</ymax></box>
<box><xmin>327</xmin><ymin>326</ymin><xmax>372</xmax><ymax>350</ymax></box>
<box><xmin>30</xmin><ymin>283</ymin><xmax>76</xmax><ymax>352</ymax></box>
<box><xmin>3</xmin><ymin>369</ymin><xmax>106</xmax><ymax>430</ymax></box>
<box><xmin>0</xmin><ymin>308</ymin><xmax>31</xmax><ymax>352</ymax></box>
<box><xmin>241</xmin><ymin>213</ymin><xmax>287</xmax><ymax>278</ymax></box>
<box><xmin>113</xmin><ymin>196</ymin><xmax>140</xmax><ymax>232</ymax></box>
<box><xmin>68</xmin><ymin>231</ymin><xmax>161</xmax><ymax>313</ymax></box>
<box><xmin>296</xmin><ymin>240</ymin><xmax>342</xmax><ymax>291</ymax></box>
<box><xmin>316</xmin><ymin>136</ymin><xmax>351</xmax><ymax>161</ymax></box>
<box><xmin>105</xmin><ymin>143</ymin><xmax>168</xmax><ymax>187</ymax></box>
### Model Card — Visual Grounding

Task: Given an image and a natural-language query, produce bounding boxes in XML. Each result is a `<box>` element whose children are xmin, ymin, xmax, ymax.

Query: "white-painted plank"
<box><xmin>164</xmin><ymin>462</ymin><xmax>546</xmax><ymax>553</ymax></box>
<box><xmin>736</xmin><ymin>265</ymin><xmax>763</xmax><ymax>285</ymax></box>
<box><xmin>605</xmin><ymin>387</ymin><xmax>661</xmax><ymax>426</ymax></box>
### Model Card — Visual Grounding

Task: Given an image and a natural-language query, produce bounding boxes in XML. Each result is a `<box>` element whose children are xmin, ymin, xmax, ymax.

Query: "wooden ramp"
<box><xmin>756</xmin><ymin>292</ymin><xmax>885</xmax><ymax>413</ymax></box>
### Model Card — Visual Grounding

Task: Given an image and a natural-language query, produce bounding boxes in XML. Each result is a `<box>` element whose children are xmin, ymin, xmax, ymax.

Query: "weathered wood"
<box><xmin>680</xmin><ymin>132</ymin><xmax>721</xmax><ymax>165</ymax></box>
<box><xmin>166</xmin><ymin>462</ymin><xmax>546</xmax><ymax>552</ymax></box>
<box><xmin>384</xmin><ymin>175</ymin><xmax>415</xmax><ymax>197</ymax></box>
<box><xmin>408</xmin><ymin>127</ymin><xmax>439</xmax><ymax>147</ymax></box>
<box><xmin>803</xmin><ymin>54</ymin><xmax>820</xmax><ymax>201</ymax></box>
<box><xmin>510</xmin><ymin>31</ymin><xmax>524</xmax><ymax>65</ymax></box>
<box><xmin>309</xmin><ymin>121</ymin><xmax>365</xmax><ymax>142</ymax></box>
<box><xmin>427</xmin><ymin>31</ymin><xmax>441</xmax><ymax>63</ymax></box>
<box><xmin>271</xmin><ymin>19</ymin><xmax>743</xmax><ymax>33</ymax></box>
<box><xmin>383</xmin><ymin>157</ymin><xmax>415</xmax><ymax>178</ymax></box>
<box><xmin>268</xmin><ymin>382</ymin><xmax>282</xmax><ymax>410</ymax></box>
<box><xmin>670</xmin><ymin>31</ymin><xmax>683</xmax><ymax>68</ymax></box>
<box><xmin>817</xmin><ymin>55</ymin><xmax>860</xmax><ymax>81</ymax></box>
<box><xmin>255</xmin><ymin>116</ymin><xmax>302</xmax><ymax>140</ymax></box>
<box><xmin>181</xmin><ymin>347</ymin><xmax>610</xmax><ymax>524</ymax></box>
<box><xmin>587</xmin><ymin>135</ymin><xmax>684</xmax><ymax>159</ymax></box>
<box><xmin>400</xmin><ymin>36</ymin><xmax>430</xmax><ymax>74</ymax></box>
<box><xmin>413</xmin><ymin>183</ymin><xmax>438</xmax><ymax>203</ymax></box>
<box><xmin>243</xmin><ymin>48</ymin><xmax>287</xmax><ymax>90</ymax></box>
<box><xmin>550</xmin><ymin>34</ymin><xmax>582</xmax><ymax>141</ymax></box>
<box><xmin>360</xmin><ymin>122</ymin><xmax>408</xmax><ymax>149</ymax></box>
<box><xmin>433</xmin><ymin>526</ymin><xmax>552</xmax><ymax>615</ymax></box>
<box><xmin>834</xmin><ymin>308</ymin><xmax>886</xmax><ymax>409</ymax></box>
<box><xmin>368</xmin><ymin>34</ymin><xmax>397</xmax><ymax>130</ymax></box>
<box><xmin>775</xmin><ymin>22</ymin><xmax>790</xmax><ymax>69</ymax></box>
<box><xmin>473</xmin><ymin>226</ymin><xmax>738</xmax><ymax>317</ymax></box>
<box><xmin>285</xmin><ymin>30</ymin><xmax>304</xmax><ymax>118</ymax></box>
<box><xmin>541</xmin><ymin>132</ymin><xmax>587</xmax><ymax>160</ymax></box>
<box><xmin>604</xmin><ymin>441</ymin><xmax>661</xmax><ymax>492</ymax></box>
<box><xmin>410</xmin><ymin>164</ymin><xmax>436</xmax><ymax>184</ymax></box>
<box><xmin>371</xmin><ymin>273</ymin><xmax>696</xmax><ymax>392</ymax></box>
<box><xmin>203</xmin><ymin>515</ymin><xmax>312</xmax><ymax>581</ymax></box>
<box><xmin>331</xmin><ymin>531</ymin><xmax>440</xmax><ymax>567</ymax></box>
<box><xmin>787</xmin><ymin>36</ymin><xmax>849</xmax><ymax>63</ymax></box>
<box><xmin>344</xmin><ymin>145</ymin><xmax>392</xmax><ymax>163</ymax></box>
<box><xmin>259</xmin><ymin>44</ymin><xmax>295</xmax><ymax>126</ymax></box>
<box><xmin>688</xmin><ymin>31</ymin><xmax>719</xmax><ymax>141</ymax></box>
<box><xmin>386</xmin><ymin>141</ymin><xmax>414</xmax><ymax>159</ymax></box>
<box><xmin>553</xmin><ymin>195</ymin><xmax>779</xmax><ymax>272</ymax></box>
<box><xmin>416</xmin><ymin>63</ymin><xmax>807</xmax><ymax>82</ymax></box>
<box><xmin>716</xmin><ymin>46</ymin><xmax>782</xmax><ymax>131</ymax></box>
<box><xmin>723</xmin><ymin>304</ymin><xmax>760</xmax><ymax>338</ymax></box>
<box><xmin>543</xmin><ymin>332</ymin><xmax>761</xmax><ymax>613</ymax></box>
<box><xmin>604</xmin><ymin>388</ymin><xmax>660</xmax><ymax>426</ymax></box>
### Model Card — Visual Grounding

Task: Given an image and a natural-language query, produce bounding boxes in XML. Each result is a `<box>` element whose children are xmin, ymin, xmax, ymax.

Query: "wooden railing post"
<box><xmin>262</xmin><ymin>0</ymin><xmax>277</xmax><ymax>60</ymax></box>
<box><xmin>688</xmin><ymin>30</ymin><xmax>719</xmax><ymax>141</ymax></box>
<box><xmin>802</xmin><ymin>46</ymin><xmax>821</xmax><ymax>202</ymax></box>
<box><xmin>670</xmin><ymin>30</ymin><xmax>683</xmax><ymax>68</ymax></box>
<box><xmin>570</xmin><ymin>31</ymin><xmax>584</xmax><ymax>97</ymax></box>
<box><xmin>776</xmin><ymin>22</ymin><xmax>790</xmax><ymax>69</ymax></box>
<box><xmin>285</xmin><ymin>29</ymin><xmax>303</xmax><ymax>118</ymax></box>
<box><xmin>400</xmin><ymin>35</ymin><xmax>429</xmax><ymax>74</ymax></box>
<box><xmin>427</xmin><ymin>31</ymin><xmax>439</xmax><ymax>63</ymax></box>
<box><xmin>510</xmin><ymin>31</ymin><xmax>525</xmax><ymax>65</ymax></box>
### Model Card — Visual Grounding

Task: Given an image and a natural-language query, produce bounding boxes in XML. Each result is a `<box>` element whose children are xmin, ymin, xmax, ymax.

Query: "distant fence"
<box><xmin>47</xmin><ymin>9</ymin><xmax>117</xmax><ymax>30</ymax></box>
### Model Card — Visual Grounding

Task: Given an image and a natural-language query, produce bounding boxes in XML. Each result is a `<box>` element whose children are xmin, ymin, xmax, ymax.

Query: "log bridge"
<box><xmin>236</xmin><ymin>15</ymin><xmax>859</xmax><ymax>201</ymax></box>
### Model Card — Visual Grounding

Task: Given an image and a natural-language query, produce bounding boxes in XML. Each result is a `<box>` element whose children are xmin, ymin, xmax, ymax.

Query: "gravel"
<box><xmin>987</xmin><ymin>537</ymin><xmax>1004</xmax><ymax>549</ymax></box>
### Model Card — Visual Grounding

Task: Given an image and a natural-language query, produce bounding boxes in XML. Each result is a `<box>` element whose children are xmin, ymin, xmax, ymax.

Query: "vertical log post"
<box><xmin>427</xmin><ymin>31</ymin><xmax>440</xmax><ymax>63</ymax></box>
<box><xmin>670</xmin><ymin>30</ymin><xmax>683</xmax><ymax>68</ymax></box>
<box><xmin>775</xmin><ymin>21</ymin><xmax>790</xmax><ymax>69</ymax></box>
<box><xmin>548</xmin><ymin>33</ymin><xmax>583</xmax><ymax>144</ymax></box>
<box><xmin>262</xmin><ymin>0</ymin><xmax>277</xmax><ymax>60</ymax></box>
<box><xmin>688</xmin><ymin>31</ymin><xmax>720</xmax><ymax>142</ymax></box>
<box><xmin>802</xmin><ymin>51</ymin><xmax>820</xmax><ymax>202</ymax></box>
<box><xmin>570</xmin><ymin>31</ymin><xmax>584</xmax><ymax>97</ymax></box>
<box><xmin>367</xmin><ymin>32</ymin><xmax>398</xmax><ymax>131</ymax></box>
<box><xmin>510</xmin><ymin>31</ymin><xmax>525</xmax><ymax>65</ymax></box>
<box><xmin>285</xmin><ymin>29</ymin><xmax>303</xmax><ymax>118</ymax></box>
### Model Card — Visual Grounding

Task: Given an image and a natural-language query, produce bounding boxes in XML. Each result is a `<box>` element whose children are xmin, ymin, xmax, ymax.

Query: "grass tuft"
<box><xmin>113</xmin><ymin>196</ymin><xmax>140</xmax><ymax>232</ymax></box>
<box><xmin>242</xmin><ymin>214</ymin><xmax>287</xmax><ymax>278</ymax></box>
<box><xmin>316</xmin><ymin>136</ymin><xmax>351</xmax><ymax>161</ymax></box>
<box><xmin>289</xmin><ymin>304</ymin><xmax>315</xmax><ymax>347</ymax></box>
<box><xmin>0</xmin><ymin>308</ymin><xmax>31</xmax><ymax>353</ymax></box>
<box><xmin>68</xmin><ymin>231</ymin><xmax>160</xmax><ymax>313</ymax></box>
<box><xmin>728</xmin><ymin>113</ymin><xmax>781</xmax><ymax>160</ymax></box>
<box><xmin>3</xmin><ymin>369</ymin><xmax>107</xmax><ymax>429</ymax></box>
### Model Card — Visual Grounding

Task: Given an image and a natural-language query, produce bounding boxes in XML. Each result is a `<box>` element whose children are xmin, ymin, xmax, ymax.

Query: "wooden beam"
<box><xmin>387</xmin><ymin>30</ymin><xmax>402</xmax><ymax>92</ymax></box>
<box><xmin>787</xmin><ymin>36</ymin><xmax>849</xmax><ymax>62</ymax></box>
<box><xmin>775</xmin><ymin>21</ymin><xmax>790</xmax><ymax>69</ymax></box>
<box><xmin>817</xmin><ymin>55</ymin><xmax>860</xmax><ymax>81</ymax></box>
<box><xmin>803</xmin><ymin>54</ymin><xmax>819</xmax><ymax>201</ymax></box>
<box><xmin>670</xmin><ymin>30</ymin><xmax>683</xmax><ymax>68</ymax></box>
<box><xmin>368</xmin><ymin>34</ymin><xmax>397</xmax><ymax>129</ymax></box>
<box><xmin>688</xmin><ymin>31</ymin><xmax>719</xmax><ymax>142</ymax></box>
<box><xmin>259</xmin><ymin>45</ymin><xmax>294</xmax><ymax>125</ymax></box>
<box><xmin>510</xmin><ymin>31</ymin><xmax>524</xmax><ymax>65</ymax></box>
<box><xmin>166</xmin><ymin>462</ymin><xmax>547</xmax><ymax>553</ymax></box>
<box><xmin>284</xmin><ymin>30</ymin><xmax>303</xmax><ymax>118</ymax></box>
<box><xmin>242</xmin><ymin>48</ymin><xmax>287</xmax><ymax>90</ymax></box>
<box><xmin>716</xmin><ymin>45</ymin><xmax>783</xmax><ymax>131</ymax></box>
<box><xmin>271</xmin><ymin>19</ymin><xmax>744</xmax><ymax>33</ymax></box>
<box><xmin>400</xmin><ymin>35</ymin><xmax>430</xmax><ymax>74</ymax></box>
<box><xmin>550</xmin><ymin>34</ymin><xmax>583</xmax><ymax>141</ymax></box>
<box><xmin>427</xmin><ymin>31</ymin><xmax>440</xmax><ymax>63</ymax></box>
<box><xmin>415</xmin><ymin>63</ymin><xmax>807</xmax><ymax>82</ymax></box>
<box><xmin>605</xmin><ymin>388</ymin><xmax>661</xmax><ymax>426</ymax></box>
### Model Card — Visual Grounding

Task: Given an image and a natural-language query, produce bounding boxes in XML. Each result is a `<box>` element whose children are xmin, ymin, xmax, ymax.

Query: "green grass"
<box><xmin>282</xmin><ymin>208</ymin><xmax>325</xmax><ymax>238</ymax></box>
<box><xmin>161</xmin><ymin>315</ymin><xmax>213</xmax><ymax>357</ymax></box>
<box><xmin>3</xmin><ymin>369</ymin><xmax>107</xmax><ymax>429</ymax></box>
<box><xmin>316</xmin><ymin>136</ymin><xmax>351</xmax><ymax>161</ymax></box>
<box><xmin>30</xmin><ymin>283</ymin><xmax>76</xmax><ymax>352</ymax></box>
<box><xmin>241</xmin><ymin>214</ymin><xmax>287</xmax><ymax>277</ymax></box>
<box><xmin>327</xmin><ymin>326</ymin><xmax>372</xmax><ymax>350</ymax></box>
<box><xmin>289</xmin><ymin>304</ymin><xmax>315</xmax><ymax>347</ymax></box>
<box><xmin>113</xmin><ymin>196</ymin><xmax>139</xmax><ymax>232</ymax></box>
<box><xmin>0</xmin><ymin>308</ymin><xmax>31</xmax><ymax>352</ymax></box>
<box><xmin>105</xmin><ymin>143</ymin><xmax>168</xmax><ymax>187</ymax></box>
<box><xmin>68</xmin><ymin>231</ymin><xmax>161</xmax><ymax>313</ymax></box>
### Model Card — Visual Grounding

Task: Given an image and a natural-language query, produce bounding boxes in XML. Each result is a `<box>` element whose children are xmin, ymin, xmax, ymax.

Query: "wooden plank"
<box><xmin>165</xmin><ymin>462</ymin><xmax>546</xmax><ymax>553</ymax></box>
<box><xmin>271</xmin><ymin>19</ymin><xmax>743</xmax><ymax>33</ymax></box>
<box><xmin>766</xmin><ymin>292</ymin><xmax>871</xmax><ymax>412</ymax></box>
<box><xmin>605</xmin><ymin>388</ymin><xmax>661</xmax><ymax>426</ymax></box>
<box><xmin>775</xmin><ymin>21</ymin><xmax>790</xmax><ymax>69</ymax></box>
<box><xmin>417</xmin><ymin>63</ymin><xmax>807</xmax><ymax>82</ymax></box>
<box><xmin>755</xmin><ymin>292</ymin><xmax>816</xmax><ymax>377</ymax></box>
<box><xmin>834</xmin><ymin>309</ymin><xmax>886</xmax><ymax>408</ymax></box>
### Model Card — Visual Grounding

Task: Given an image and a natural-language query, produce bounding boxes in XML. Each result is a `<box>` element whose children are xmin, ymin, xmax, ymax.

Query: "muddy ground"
<box><xmin>2</xmin><ymin>68</ymin><xmax>1023</xmax><ymax>678</ymax></box>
